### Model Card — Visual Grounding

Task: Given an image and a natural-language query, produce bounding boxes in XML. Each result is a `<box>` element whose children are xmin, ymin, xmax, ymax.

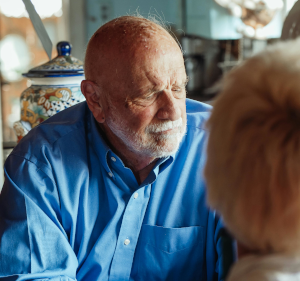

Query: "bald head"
<box><xmin>84</xmin><ymin>16</ymin><xmax>182</xmax><ymax>84</ymax></box>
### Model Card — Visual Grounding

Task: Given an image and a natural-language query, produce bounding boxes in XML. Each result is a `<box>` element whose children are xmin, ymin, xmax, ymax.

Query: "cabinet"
<box><xmin>85</xmin><ymin>0</ymin><xmax>284</xmax><ymax>40</ymax></box>
<box><xmin>86</xmin><ymin>0</ymin><xmax>182</xmax><ymax>41</ymax></box>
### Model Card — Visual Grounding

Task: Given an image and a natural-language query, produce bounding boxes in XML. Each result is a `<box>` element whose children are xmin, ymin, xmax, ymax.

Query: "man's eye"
<box><xmin>132</xmin><ymin>93</ymin><xmax>157</xmax><ymax>107</ymax></box>
<box><xmin>172</xmin><ymin>87</ymin><xmax>186</xmax><ymax>98</ymax></box>
<box><xmin>172</xmin><ymin>87</ymin><xmax>181</xmax><ymax>92</ymax></box>
<box><xmin>145</xmin><ymin>94</ymin><xmax>155</xmax><ymax>100</ymax></box>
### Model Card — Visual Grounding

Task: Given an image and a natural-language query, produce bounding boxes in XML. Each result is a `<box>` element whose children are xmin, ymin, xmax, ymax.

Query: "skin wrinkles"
<box><xmin>127</xmin><ymin>73</ymin><xmax>188</xmax><ymax>108</ymax></box>
<box><xmin>81</xmin><ymin>16</ymin><xmax>187</xmax><ymax>184</ymax></box>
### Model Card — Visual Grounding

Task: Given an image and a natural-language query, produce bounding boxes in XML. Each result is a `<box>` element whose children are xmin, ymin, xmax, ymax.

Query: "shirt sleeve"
<box><xmin>0</xmin><ymin>154</ymin><xmax>78</xmax><ymax>280</ymax></box>
<box><xmin>214</xmin><ymin>218</ymin><xmax>237</xmax><ymax>281</ymax></box>
<box><xmin>205</xmin><ymin>211</ymin><xmax>236</xmax><ymax>281</ymax></box>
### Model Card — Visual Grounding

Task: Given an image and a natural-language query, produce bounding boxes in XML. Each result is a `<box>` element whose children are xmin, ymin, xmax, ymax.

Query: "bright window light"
<box><xmin>0</xmin><ymin>0</ymin><xmax>62</xmax><ymax>19</ymax></box>
<box><xmin>286</xmin><ymin>0</ymin><xmax>298</xmax><ymax>13</ymax></box>
<box><xmin>0</xmin><ymin>34</ymin><xmax>31</xmax><ymax>82</ymax></box>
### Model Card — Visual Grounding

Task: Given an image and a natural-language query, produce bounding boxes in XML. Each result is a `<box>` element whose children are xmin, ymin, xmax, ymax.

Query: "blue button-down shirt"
<box><xmin>0</xmin><ymin>99</ymin><xmax>230</xmax><ymax>281</ymax></box>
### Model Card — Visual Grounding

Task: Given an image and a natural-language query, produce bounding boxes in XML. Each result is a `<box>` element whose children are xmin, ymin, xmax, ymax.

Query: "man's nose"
<box><xmin>156</xmin><ymin>90</ymin><xmax>181</xmax><ymax>121</ymax></box>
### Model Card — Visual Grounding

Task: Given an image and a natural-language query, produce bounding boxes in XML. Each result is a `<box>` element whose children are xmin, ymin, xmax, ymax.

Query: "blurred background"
<box><xmin>0</xmin><ymin>0</ymin><xmax>298</xmax><ymax>167</ymax></box>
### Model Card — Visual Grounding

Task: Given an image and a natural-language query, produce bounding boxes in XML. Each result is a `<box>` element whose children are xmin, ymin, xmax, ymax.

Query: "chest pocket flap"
<box><xmin>140</xmin><ymin>224</ymin><xmax>203</xmax><ymax>253</ymax></box>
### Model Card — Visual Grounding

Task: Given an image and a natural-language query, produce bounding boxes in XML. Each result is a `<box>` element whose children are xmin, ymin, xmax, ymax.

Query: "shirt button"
<box><xmin>111</xmin><ymin>157</ymin><xmax>116</xmax><ymax>162</ymax></box>
<box><xmin>108</xmin><ymin>172</ymin><xmax>113</xmax><ymax>177</ymax></box>
<box><xmin>124</xmin><ymin>239</ymin><xmax>130</xmax><ymax>245</ymax></box>
<box><xmin>133</xmin><ymin>192</ymin><xmax>138</xmax><ymax>199</ymax></box>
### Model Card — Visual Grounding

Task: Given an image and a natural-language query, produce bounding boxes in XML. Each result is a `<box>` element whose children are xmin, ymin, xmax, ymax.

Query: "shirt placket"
<box><xmin>108</xmin><ymin>184</ymin><xmax>151</xmax><ymax>281</ymax></box>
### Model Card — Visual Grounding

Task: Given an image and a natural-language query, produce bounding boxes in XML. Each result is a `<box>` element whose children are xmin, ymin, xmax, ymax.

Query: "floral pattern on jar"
<box><xmin>14</xmin><ymin>84</ymin><xmax>85</xmax><ymax>141</ymax></box>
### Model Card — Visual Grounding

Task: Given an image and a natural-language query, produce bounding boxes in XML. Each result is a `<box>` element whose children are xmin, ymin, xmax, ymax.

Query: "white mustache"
<box><xmin>146</xmin><ymin>118</ymin><xmax>183</xmax><ymax>133</ymax></box>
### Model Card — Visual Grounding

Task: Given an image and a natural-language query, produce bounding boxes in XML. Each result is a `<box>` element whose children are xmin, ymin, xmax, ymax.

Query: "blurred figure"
<box><xmin>205</xmin><ymin>38</ymin><xmax>300</xmax><ymax>280</ymax></box>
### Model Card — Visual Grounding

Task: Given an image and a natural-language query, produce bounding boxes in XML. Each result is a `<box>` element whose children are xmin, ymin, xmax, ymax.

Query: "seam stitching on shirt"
<box><xmin>186</xmin><ymin>124</ymin><xmax>209</xmax><ymax>132</ymax></box>
<box><xmin>49</xmin><ymin>122</ymin><xmax>85</xmax><ymax>147</ymax></box>
<box><xmin>10</xmin><ymin>152</ymin><xmax>52</xmax><ymax>174</ymax></box>
<box><xmin>144</xmin><ymin>239</ymin><xmax>202</xmax><ymax>254</ymax></box>
<box><xmin>7</xmin><ymin>154</ymin><xmax>58</xmax><ymax>198</ymax></box>
<box><xmin>24</xmin><ymin>196</ymin><xmax>33</xmax><ymax>274</ymax></box>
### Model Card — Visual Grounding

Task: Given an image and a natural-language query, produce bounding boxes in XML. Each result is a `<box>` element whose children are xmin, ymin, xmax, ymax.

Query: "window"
<box><xmin>0</xmin><ymin>0</ymin><xmax>69</xmax><ymax>145</ymax></box>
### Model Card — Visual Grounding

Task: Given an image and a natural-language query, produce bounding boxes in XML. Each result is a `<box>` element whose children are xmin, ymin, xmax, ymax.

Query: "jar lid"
<box><xmin>23</xmin><ymin>41</ymin><xmax>84</xmax><ymax>78</ymax></box>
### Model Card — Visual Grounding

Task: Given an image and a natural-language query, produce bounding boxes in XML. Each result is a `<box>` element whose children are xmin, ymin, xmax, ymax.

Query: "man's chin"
<box><xmin>149</xmin><ymin>130</ymin><xmax>185</xmax><ymax>157</ymax></box>
<box><xmin>147</xmin><ymin>140</ymin><xmax>181</xmax><ymax>158</ymax></box>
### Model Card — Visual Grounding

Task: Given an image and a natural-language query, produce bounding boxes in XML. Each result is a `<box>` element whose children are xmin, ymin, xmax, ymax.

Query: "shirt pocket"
<box><xmin>136</xmin><ymin>224</ymin><xmax>204</xmax><ymax>281</ymax></box>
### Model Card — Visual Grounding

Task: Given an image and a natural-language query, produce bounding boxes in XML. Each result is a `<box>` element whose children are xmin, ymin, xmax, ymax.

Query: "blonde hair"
<box><xmin>204</xmin><ymin>38</ymin><xmax>300</xmax><ymax>255</ymax></box>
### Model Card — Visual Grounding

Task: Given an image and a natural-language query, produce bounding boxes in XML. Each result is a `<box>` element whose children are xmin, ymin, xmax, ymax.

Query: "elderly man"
<box><xmin>0</xmin><ymin>16</ymin><xmax>230</xmax><ymax>281</ymax></box>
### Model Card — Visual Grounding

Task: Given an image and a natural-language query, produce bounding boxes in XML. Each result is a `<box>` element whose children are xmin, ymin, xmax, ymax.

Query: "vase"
<box><xmin>13</xmin><ymin>41</ymin><xmax>85</xmax><ymax>141</ymax></box>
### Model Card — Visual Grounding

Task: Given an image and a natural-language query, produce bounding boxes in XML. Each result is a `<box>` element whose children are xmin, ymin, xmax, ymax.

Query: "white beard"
<box><xmin>106</xmin><ymin>114</ymin><xmax>186</xmax><ymax>158</ymax></box>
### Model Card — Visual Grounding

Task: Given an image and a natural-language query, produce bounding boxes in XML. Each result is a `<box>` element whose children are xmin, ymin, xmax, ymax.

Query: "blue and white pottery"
<box><xmin>13</xmin><ymin>41</ymin><xmax>85</xmax><ymax>141</ymax></box>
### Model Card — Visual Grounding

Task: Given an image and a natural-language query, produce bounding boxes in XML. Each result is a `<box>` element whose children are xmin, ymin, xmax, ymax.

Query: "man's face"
<box><xmin>100</xmin><ymin>36</ymin><xmax>187</xmax><ymax>158</ymax></box>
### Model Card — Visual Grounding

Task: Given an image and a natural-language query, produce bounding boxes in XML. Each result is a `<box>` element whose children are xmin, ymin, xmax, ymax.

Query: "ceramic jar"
<box><xmin>13</xmin><ymin>41</ymin><xmax>85</xmax><ymax>141</ymax></box>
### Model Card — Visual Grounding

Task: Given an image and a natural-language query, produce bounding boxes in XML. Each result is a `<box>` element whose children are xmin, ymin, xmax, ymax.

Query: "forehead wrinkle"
<box><xmin>85</xmin><ymin>24</ymin><xmax>180</xmax><ymax>83</ymax></box>
<box><xmin>143</xmin><ymin>64</ymin><xmax>186</xmax><ymax>82</ymax></box>
<box><xmin>122</xmin><ymin>68</ymin><xmax>188</xmax><ymax>102</ymax></box>
<box><xmin>141</xmin><ymin>73</ymin><xmax>187</xmax><ymax>93</ymax></box>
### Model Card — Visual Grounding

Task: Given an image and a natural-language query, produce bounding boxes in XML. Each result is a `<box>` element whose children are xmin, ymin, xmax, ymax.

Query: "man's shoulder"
<box><xmin>12</xmin><ymin>101</ymin><xmax>89</xmax><ymax>158</ymax></box>
<box><xmin>186</xmin><ymin>98</ymin><xmax>212</xmax><ymax>131</ymax></box>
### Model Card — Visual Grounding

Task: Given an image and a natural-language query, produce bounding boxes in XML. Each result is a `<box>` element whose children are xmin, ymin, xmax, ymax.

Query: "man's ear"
<box><xmin>81</xmin><ymin>80</ymin><xmax>105</xmax><ymax>123</ymax></box>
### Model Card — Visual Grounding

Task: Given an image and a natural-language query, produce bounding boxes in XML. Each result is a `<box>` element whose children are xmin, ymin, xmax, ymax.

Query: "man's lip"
<box><xmin>162</xmin><ymin>128</ymin><xmax>174</xmax><ymax>133</ymax></box>
<box><xmin>153</xmin><ymin>127</ymin><xmax>180</xmax><ymax>134</ymax></box>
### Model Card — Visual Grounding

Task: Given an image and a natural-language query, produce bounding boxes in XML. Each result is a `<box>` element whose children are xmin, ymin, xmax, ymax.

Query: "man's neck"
<box><xmin>130</xmin><ymin>160</ymin><xmax>157</xmax><ymax>185</ymax></box>
<box><xmin>99</xmin><ymin>124</ymin><xmax>158</xmax><ymax>185</ymax></box>
<box><xmin>112</xmin><ymin>147</ymin><xmax>158</xmax><ymax>185</ymax></box>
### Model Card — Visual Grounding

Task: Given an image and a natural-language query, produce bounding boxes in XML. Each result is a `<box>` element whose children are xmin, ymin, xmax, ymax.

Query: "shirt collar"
<box><xmin>89</xmin><ymin>112</ymin><xmax>113</xmax><ymax>175</ymax></box>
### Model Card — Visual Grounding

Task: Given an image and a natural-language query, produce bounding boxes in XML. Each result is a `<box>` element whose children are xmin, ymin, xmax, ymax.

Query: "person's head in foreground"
<box><xmin>81</xmin><ymin>16</ymin><xmax>187</xmax><ymax>182</ymax></box>
<box><xmin>205</xmin><ymin>38</ymin><xmax>300</xmax><ymax>269</ymax></box>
